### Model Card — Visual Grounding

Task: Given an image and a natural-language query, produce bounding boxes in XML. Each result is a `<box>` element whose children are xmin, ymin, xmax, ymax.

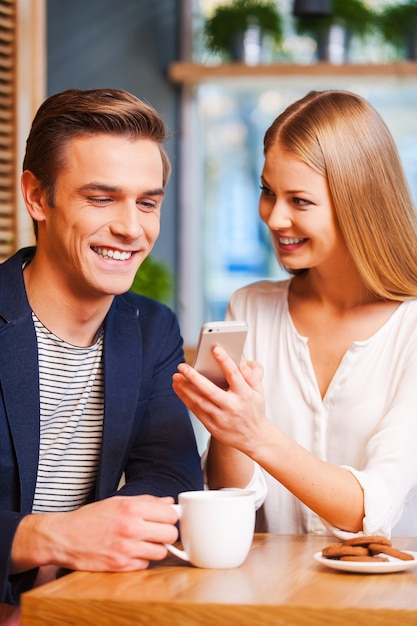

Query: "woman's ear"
<box><xmin>21</xmin><ymin>170</ymin><xmax>47</xmax><ymax>223</ymax></box>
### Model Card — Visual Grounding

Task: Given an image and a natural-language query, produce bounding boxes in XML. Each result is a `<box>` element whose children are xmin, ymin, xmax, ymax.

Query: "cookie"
<box><xmin>340</xmin><ymin>555</ymin><xmax>388</xmax><ymax>562</ymax></box>
<box><xmin>343</xmin><ymin>535</ymin><xmax>391</xmax><ymax>547</ymax></box>
<box><xmin>368</xmin><ymin>543</ymin><xmax>414</xmax><ymax>561</ymax></box>
<box><xmin>322</xmin><ymin>543</ymin><xmax>370</xmax><ymax>559</ymax></box>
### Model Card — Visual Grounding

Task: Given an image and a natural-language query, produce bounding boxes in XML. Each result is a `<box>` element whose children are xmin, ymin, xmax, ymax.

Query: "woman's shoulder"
<box><xmin>228</xmin><ymin>279</ymin><xmax>291</xmax><ymax>320</ymax></box>
<box><xmin>230</xmin><ymin>278</ymin><xmax>291</xmax><ymax>302</ymax></box>
<box><xmin>389</xmin><ymin>297</ymin><xmax>417</xmax><ymax>323</ymax></box>
<box><xmin>392</xmin><ymin>298</ymin><xmax>417</xmax><ymax>330</ymax></box>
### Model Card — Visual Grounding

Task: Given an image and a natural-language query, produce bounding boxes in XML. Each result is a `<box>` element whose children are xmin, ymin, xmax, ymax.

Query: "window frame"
<box><xmin>0</xmin><ymin>0</ymin><xmax>45</xmax><ymax>262</ymax></box>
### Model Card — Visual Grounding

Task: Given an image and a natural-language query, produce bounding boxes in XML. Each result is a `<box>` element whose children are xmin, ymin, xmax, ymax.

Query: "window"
<box><xmin>174</xmin><ymin>2</ymin><xmax>417</xmax><ymax>345</ymax></box>
<box><xmin>0</xmin><ymin>0</ymin><xmax>45</xmax><ymax>262</ymax></box>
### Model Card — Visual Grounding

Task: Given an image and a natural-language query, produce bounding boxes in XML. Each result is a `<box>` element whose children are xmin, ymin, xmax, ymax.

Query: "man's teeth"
<box><xmin>280</xmin><ymin>237</ymin><xmax>305</xmax><ymax>245</ymax></box>
<box><xmin>93</xmin><ymin>247</ymin><xmax>132</xmax><ymax>260</ymax></box>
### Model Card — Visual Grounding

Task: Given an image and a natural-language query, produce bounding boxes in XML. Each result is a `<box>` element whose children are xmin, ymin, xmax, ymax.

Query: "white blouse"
<box><xmin>224</xmin><ymin>279</ymin><xmax>417</xmax><ymax>538</ymax></box>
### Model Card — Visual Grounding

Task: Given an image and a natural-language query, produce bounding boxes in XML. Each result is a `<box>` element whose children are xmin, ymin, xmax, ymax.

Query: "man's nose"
<box><xmin>110</xmin><ymin>203</ymin><xmax>143</xmax><ymax>239</ymax></box>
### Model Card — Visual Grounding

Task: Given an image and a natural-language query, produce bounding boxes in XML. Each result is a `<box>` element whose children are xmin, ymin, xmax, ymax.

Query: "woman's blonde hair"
<box><xmin>264</xmin><ymin>90</ymin><xmax>417</xmax><ymax>300</ymax></box>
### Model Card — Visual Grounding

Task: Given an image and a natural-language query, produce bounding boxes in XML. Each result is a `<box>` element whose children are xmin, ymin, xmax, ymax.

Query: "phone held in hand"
<box><xmin>193</xmin><ymin>320</ymin><xmax>248</xmax><ymax>389</ymax></box>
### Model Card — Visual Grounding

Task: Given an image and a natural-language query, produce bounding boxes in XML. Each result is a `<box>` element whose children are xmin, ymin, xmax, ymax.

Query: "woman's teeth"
<box><xmin>280</xmin><ymin>237</ymin><xmax>305</xmax><ymax>245</ymax></box>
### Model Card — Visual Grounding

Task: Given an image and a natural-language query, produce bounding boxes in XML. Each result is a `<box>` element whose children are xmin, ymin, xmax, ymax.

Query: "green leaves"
<box><xmin>203</xmin><ymin>0</ymin><xmax>284</xmax><ymax>57</ymax></box>
<box><xmin>130</xmin><ymin>255</ymin><xmax>173</xmax><ymax>304</ymax></box>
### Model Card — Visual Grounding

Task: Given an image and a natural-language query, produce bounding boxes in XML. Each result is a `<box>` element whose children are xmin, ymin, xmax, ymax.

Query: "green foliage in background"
<box><xmin>378</xmin><ymin>1</ymin><xmax>417</xmax><ymax>51</ymax></box>
<box><xmin>203</xmin><ymin>0</ymin><xmax>284</xmax><ymax>57</ymax></box>
<box><xmin>130</xmin><ymin>255</ymin><xmax>174</xmax><ymax>305</ymax></box>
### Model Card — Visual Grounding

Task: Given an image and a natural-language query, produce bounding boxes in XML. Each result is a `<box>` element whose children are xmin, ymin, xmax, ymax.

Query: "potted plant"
<box><xmin>295</xmin><ymin>0</ymin><xmax>377</xmax><ymax>62</ymax></box>
<box><xmin>202</xmin><ymin>0</ymin><xmax>284</xmax><ymax>64</ymax></box>
<box><xmin>130</xmin><ymin>255</ymin><xmax>173</xmax><ymax>305</ymax></box>
<box><xmin>378</xmin><ymin>1</ymin><xmax>417</xmax><ymax>60</ymax></box>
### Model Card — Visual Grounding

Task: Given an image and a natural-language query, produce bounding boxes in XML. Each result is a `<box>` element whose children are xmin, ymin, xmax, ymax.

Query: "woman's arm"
<box><xmin>173</xmin><ymin>346</ymin><xmax>364</xmax><ymax>533</ymax></box>
<box><xmin>205</xmin><ymin>438</ymin><xmax>254</xmax><ymax>490</ymax></box>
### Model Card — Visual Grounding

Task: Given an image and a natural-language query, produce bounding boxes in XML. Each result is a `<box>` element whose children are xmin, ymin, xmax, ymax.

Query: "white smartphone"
<box><xmin>193</xmin><ymin>320</ymin><xmax>248</xmax><ymax>388</ymax></box>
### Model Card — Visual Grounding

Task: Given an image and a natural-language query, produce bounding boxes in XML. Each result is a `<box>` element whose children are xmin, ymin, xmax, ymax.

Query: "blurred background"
<box><xmin>3</xmin><ymin>0</ymin><xmax>417</xmax><ymax>351</ymax></box>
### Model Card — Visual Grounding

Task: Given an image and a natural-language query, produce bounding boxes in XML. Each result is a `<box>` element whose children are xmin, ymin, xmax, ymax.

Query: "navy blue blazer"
<box><xmin>0</xmin><ymin>247</ymin><xmax>203</xmax><ymax>605</ymax></box>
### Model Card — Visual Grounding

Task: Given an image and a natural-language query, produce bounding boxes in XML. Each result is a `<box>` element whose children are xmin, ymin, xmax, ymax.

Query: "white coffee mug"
<box><xmin>166</xmin><ymin>489</ymin><xmax>255</xmax><ymax>569</ymax></box>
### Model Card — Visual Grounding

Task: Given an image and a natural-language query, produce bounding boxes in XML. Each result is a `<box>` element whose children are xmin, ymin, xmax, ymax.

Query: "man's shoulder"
<box><xmin>113</xmin><ymin>290</ymin><xmax>175</xmax><ymax>324</ymax></box>
<box><xmin>109</xmin><ymin>292</ymin><xmax>181</xmax><ymax>355</ymax></box>
<box><xmin>0</xmin><ymin>247</ymin><xmax>35</xmax><ymax>274</ymax></box>
<box><xmin>0</xmin><ymin>248</ymin><xmax>34</xmax><ymax>316</ymax></box>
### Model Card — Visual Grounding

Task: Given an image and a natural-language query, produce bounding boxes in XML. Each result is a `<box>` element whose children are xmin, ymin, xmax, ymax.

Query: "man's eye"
<box><xmin>89</xmin><ymin>197</ymin><xmax>112</xmax><ymax>205</ymax></box>
<box><xmin>138</xmin><ymin>200</ymin><xmax>158</xmax><ymax>212</ymax></box>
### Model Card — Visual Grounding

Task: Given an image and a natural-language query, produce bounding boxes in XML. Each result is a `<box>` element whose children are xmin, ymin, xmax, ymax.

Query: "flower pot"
<box><xmin>230</xmin><ymin>24</ymin><xmax>273</xmax><ymax>64</ymax></box>
<box><xmin>230</xmin><ymin>23</ymin><xmax>262</xmax><ymax>64</ymax></box>
<box><xmin>316</xmin><ymin>24</ymin><xmax>351</xmax><ymax>64</ymax></box>
<box><xmin>405</xmin><ymin>28</ymin><xmax>417</xmax><ymax>60</ymax></box>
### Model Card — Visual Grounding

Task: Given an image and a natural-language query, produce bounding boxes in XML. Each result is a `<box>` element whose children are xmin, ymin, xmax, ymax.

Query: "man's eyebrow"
<box><xmin>145</xmin><ymin>188</ymin><xmax>165</xmax><ymax>197</ymax></box>
<box><xmin>78</xmin><ymin>183</ymin><xmax>165</xmax><ymax>197</ymax></box>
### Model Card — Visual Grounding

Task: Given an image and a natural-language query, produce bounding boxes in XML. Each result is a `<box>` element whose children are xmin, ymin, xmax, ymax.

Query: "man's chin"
<box><xmin>98</xmin><ymin>277</ymin><xmax>137</xmax><ymax>297</ymax></box>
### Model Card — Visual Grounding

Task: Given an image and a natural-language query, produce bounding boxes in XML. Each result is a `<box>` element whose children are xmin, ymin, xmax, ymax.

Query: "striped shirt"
<box><xmin>31</xmin><ymin>314</ymin><xmax>104</xmax><ymax>513</ymax></box>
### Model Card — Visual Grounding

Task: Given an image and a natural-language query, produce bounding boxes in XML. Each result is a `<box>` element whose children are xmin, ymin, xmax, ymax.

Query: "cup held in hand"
<box><xmin>166</xmin><ymin>489</ymin><xmax>255</xmax><ymax>569</ymax></box>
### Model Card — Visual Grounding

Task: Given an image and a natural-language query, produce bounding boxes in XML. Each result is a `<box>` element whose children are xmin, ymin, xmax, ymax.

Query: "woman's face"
<box><xmin>259</xmin><ymin>144</ymin><xmax>349</xmax><ymax>275</ymax></box>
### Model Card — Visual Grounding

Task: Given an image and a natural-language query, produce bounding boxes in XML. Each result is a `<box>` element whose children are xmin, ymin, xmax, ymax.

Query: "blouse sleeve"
<box><xmin>323</xmin><ymin>345</ymin><xmax>417</xmax><ymax>540</ymax></box>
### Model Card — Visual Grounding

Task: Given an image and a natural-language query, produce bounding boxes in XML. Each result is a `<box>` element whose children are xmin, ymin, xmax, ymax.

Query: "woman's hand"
<box><xmin>173</xmin><ymin>345</ymin><xmax>270</xmax><ymax>457</ymax></box>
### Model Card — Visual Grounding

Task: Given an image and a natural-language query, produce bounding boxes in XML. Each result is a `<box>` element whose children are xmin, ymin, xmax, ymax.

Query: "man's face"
<box><xmin>36</xmin><ymin>134</ymin><xmax>164</xmax><ymax>301</ymax></box>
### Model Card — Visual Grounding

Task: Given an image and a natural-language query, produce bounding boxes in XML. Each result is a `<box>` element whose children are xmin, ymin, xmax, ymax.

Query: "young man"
<box><xmin>0</xmin><ymin>88</ymin><xmax>203</xmax><ymax>611</ymax></box>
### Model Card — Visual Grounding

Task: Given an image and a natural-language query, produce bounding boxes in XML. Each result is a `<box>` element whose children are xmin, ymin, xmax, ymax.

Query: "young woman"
<box><xmin>173</xmin><ymin>89</ymin><xmax>417</xmax><ymax>539</ymax></box>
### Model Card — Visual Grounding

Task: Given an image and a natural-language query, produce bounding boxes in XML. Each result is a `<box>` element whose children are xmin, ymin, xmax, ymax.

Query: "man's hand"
<box><xmin>11</xmin><ymin>495</ymin><xmax>179</xmax><ymax>574</ymax></box>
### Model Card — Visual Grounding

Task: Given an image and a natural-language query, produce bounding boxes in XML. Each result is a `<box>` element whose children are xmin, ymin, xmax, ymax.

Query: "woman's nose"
<box><xmin>262</xmin><ymin>200</ymin><xmax>293</xmax><ymax>230</ymax></box>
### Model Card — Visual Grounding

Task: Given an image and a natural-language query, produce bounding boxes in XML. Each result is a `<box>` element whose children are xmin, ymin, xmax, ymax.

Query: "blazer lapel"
<box><xmin>0</xmin><ymin>315</ymin><xmax>40</xmax><ymax>512</ymax></box>
<box><xmin>95</xmin><ymin>299</ymin><xmax>142</xmax><ymax>498</ymax></box>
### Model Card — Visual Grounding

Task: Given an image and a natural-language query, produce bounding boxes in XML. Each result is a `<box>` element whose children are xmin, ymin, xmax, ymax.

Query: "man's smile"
<box><xmin>92</xmin><ymin>246</ymin><xmax>133</xmax><ymax>261</ymax></box>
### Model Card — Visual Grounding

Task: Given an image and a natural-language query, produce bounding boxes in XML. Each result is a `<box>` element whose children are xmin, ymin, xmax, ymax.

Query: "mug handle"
<box><xmin>165</xmin><ymin>503</ymin><xmax>191</xmax><ymax>563</ymax></box>
<box><xmin>165</xmin><ymin>543</ymin><xmax>191</xmax><ymax>562</ymax></box>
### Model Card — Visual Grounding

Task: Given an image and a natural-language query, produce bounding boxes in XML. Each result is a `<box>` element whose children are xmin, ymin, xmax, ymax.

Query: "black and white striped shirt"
<box><xmin>31</xmin><ymin>314</ymin><xmax>104</xmax><ymax>513</ymax></box>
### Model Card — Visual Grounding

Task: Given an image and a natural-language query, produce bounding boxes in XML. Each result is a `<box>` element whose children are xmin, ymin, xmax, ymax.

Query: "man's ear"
<box><xmin>21</xmin><ymin>170</ymin><xmax>47</xmax><ymax>223</ymax></box>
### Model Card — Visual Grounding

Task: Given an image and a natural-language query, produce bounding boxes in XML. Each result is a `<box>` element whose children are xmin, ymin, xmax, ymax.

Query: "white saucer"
<box><xmin>314</xmin><ymin>550</ymin><xmax>417</xmax><ymax>574</ymax></box>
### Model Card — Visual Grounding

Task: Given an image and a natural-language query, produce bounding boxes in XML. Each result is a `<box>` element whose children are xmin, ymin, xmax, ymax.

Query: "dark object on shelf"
<box><xmin>295</xmin><ymin>0</ymin><xmax>377</xmax><ymax>63</ymax></box>
<box><xmin>293</xmin><ymin>0</ymin><xmax>332</xmax><ymax>17</ymax></box>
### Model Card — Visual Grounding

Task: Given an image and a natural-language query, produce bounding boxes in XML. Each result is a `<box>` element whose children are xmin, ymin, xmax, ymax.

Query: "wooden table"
<box><xmin>21</xmin><ymin>534</ymin><xmax>417</xmax><ymax>626</ymax></box>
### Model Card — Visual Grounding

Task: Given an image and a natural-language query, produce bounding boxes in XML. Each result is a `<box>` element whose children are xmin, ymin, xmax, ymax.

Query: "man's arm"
<box><xmin>10</xmin><ymin>495</ymin><xmax>178</xmax><ymax>575</ymax></box>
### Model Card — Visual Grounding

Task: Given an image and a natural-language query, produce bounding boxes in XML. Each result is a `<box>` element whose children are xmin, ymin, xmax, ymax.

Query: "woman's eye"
<box><xmin>260</xmin><ymin>185</ymin><xmax>274</xmax><ymax>197</ymax></box>
<box><xmin>293</xmin><ymin>197</ymin><xmax>310</xmax><ymax>207</ymax></box>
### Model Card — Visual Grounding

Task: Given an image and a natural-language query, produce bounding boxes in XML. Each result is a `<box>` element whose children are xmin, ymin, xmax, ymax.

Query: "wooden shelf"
<box><xmin>169</xmin><ymin>61</ymin><xmax>417</xmax><ymax>85</ymax></box>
